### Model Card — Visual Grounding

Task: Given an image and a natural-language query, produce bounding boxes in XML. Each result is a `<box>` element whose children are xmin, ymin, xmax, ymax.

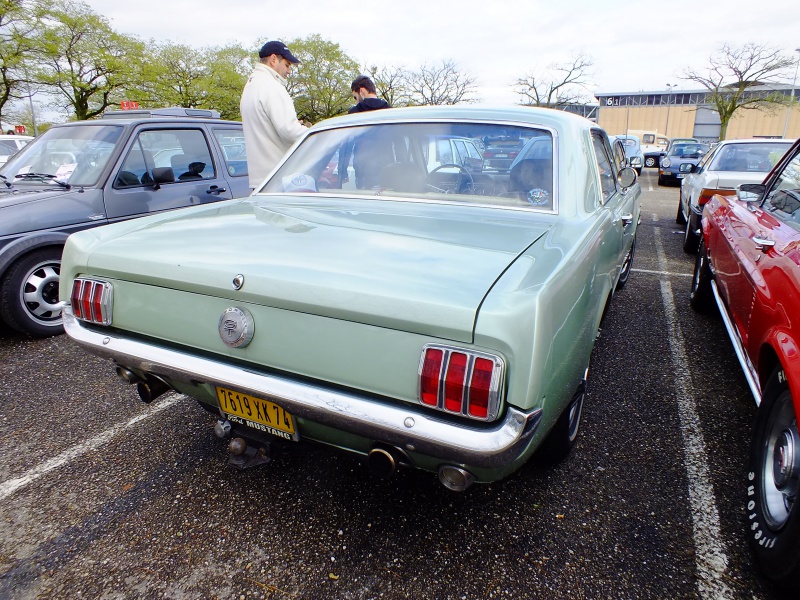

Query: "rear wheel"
<box><xmin>645</xmin><ymin>156</ymin><xmax>656</xmax><ymax>168</ymax></box>
<box><xmin>683</xmin><ymin>213</ymin><xmax>701</xmax><ymax>254</ymax></box>
<box><xmin>676</xmin><ymin>195</ymin><xmax>687</xmax><ymax>224</ymax></box>
<box><xmin>689</xmin><ymin>238</ymin><xmax>715</xmax><ymax>313</ymax></box>
<box><xmin>539</xmin><ymin>380</ymin><xmax>586</xmax><ymax>463</ymax></box>
<box><xmin>0</xmin><ymin>247</ymin><xmax>64</xmax><ymax>337</ymax></box>
<box><xmin>747</xmin><ymin>366</ymin><xmax>800</xmax><ymax>588</ymax></box>
<box><xmin>616</xmin><ymin>236</ymin><xmax>636</xmax><ymax>290</ymax></box>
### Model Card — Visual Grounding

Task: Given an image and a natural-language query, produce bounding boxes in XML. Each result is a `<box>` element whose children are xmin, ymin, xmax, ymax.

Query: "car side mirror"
<box><xmin>617</xmin><ymin>166</ymin><xmax>637</xmax><ymax>189</ymax></box>
<box><xmin>737</xmin><ymin>183</ymin><xmax>765</xmax><ymax>203</ymax></box>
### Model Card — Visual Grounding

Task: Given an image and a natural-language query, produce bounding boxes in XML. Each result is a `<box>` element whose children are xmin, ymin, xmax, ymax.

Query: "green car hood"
<box><xmin>85</xmin><ymin>198</ymin><xmax>551</xmax><ymax>342</ymax></box>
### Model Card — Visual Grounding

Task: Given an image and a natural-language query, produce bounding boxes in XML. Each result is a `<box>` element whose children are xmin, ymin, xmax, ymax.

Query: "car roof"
<box><xmin>714</xmin><ymin>138</ymin><xmax>796</xmax><ymax>146</ymax></box>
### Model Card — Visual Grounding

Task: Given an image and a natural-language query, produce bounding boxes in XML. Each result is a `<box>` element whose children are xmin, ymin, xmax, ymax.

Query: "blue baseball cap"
<box><xmin>259</xmin><ymin>41</ymin><xmax>300</xmax><ymax>64</ymax></box>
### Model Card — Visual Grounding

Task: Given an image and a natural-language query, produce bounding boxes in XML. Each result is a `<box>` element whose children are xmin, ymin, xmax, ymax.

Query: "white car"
<box><xmin>0</xmin><ymin>134</ymin><xmax>33</xmax><ymax>164</ymax></box>
<box><xmin>678</xmin><ymin>138</ymin><xmax>794</xmax><ymax>253</ymax></box>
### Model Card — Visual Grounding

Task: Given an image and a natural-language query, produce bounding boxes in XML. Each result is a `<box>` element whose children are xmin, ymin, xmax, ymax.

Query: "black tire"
<box><xmin>689</xmin><ymin>238</ymin><xmax>715</xmax><ymax>313</ymax></box>
<box><xmin>747</xmin><ymin>366</ymin><xmax>800</xmax><ymax>589</ymax></box>
<box><xmin>635</xmin><ymin>167</ymin><xmax>642</xmax><ymax>176</ymax></box>
<box><xmin>645</xmin><ymin>156</ymin><xmax>656</xmax><ymax>168</ymax></box>
<box><xmin>676</xmin><ymin>195</ymin><xmax>687</xmax><ymax>225</ymax></box>
<box><xmin>539</xmin><ymin>382</ymin><xmax>586</xmax><ymax>463</ymax></box>
<box><xmin>616</xmin><ymin>236</ymin><xmax>636</xmax><ymax>290</ymax></box>
<box><xmin>683</xmin><ymin>213</ymin><xmax>701</xmax><ymax>254</ymax></box>
<box><xmin>658</xmin><ymin>174</ymin><xmax>666</xmax><ymax>186</ymax></box>
<box><xmin>0</xmin><ymin>247</ymin><xmax>64</xmax><ymax>337</ymax></box>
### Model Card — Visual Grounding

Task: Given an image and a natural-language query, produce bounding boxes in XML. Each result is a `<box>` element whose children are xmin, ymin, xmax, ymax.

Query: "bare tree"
<box><xmin>683</xmin><ymin>43</ymin><xmax>796</xmax><ymax>140</ymax></box>
<box><xmin>514</xmin><ymin>53</ymin><xmax>594</xmax><ymax>108</ymax></box>
<box><xmin>366</xmin><ymin>64</ymin><xmax>411</xmax><ymax>107</ymax></box>
<box><xmin>405</xmin><ymin>60</ymin><xmax>478</xmax><ymax>106</ymax></box>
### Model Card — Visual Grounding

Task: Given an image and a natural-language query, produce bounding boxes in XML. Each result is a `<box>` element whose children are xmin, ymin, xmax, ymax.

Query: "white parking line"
<box><xmin>0</xmin><ymin>394</ymin><xmax>181</xmax><ymax>502</ymax></box>
<box><xmin>632</xmin><ymin>267</ymin><xmax>692</xmax><ymax>278</ymax></box>
<box><xmin>654</xmin><ymin>230</ymin><xmax>733</xmax><ymax>600</ymax></box>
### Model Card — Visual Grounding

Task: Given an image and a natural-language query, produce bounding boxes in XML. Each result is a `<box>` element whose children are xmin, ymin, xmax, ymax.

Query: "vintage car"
<box><xmin>60</xmin><ymin>106</ymin><xmax>641</xmax><ymax>490</ymax></box>
<box><xmin>690</xmin><ymin>138</ymin><xmax>800</xmax><ymax>587</ymax></box>
<box><xmin>610</xmin><ymin>134</ymin><xmax>644</xmax><ymax>175</ymax></box>
<box><xmin>678</xmin><ymin>138</ymin><xmax>793</xmax><ymax>253</ymax></box>
<box><xmin>0</xmin><ymin>107</ymin><xmax>250</xmax><ymax>337</ymax></box>
<box><xmin>658</xmin><ymin>142</ymin><xmax>709</xmax><ymax>186</ymax></box>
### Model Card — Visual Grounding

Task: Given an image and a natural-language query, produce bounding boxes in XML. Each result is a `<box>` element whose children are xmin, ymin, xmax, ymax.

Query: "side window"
<box><xmin>436</xmin><ymin>139</ymin><xmax>454</xmax><ymax>165</ymax></box>
<box><xmin>213</xmin><ymin>128</ymin><xmax>248</xmax><ymax>178</ymax></box>
<box><xmin>763</xmin><ymin>151</ymin><xmax>800</xmax><ymax>222</ymax></box>
<box><xmin>591</xmin><ymin>131</ymin><xmax>617</xmax><ymax>204</ymax></box>
<box><xmin>611</xmin><ymin>140</ymin><xmax>626</xmax><ymax>173</ymax></box>
<box><xmin>115</xmin><ymin>128</ymin><xmax>215</xmax><ymax>188</ymax></box>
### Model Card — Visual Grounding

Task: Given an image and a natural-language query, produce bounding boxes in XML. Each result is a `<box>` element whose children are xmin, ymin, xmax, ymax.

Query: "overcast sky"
<box><xmin>82</xmin><ymin>0</ymin><xmax>800</xmax><ymax>105</ymax></box>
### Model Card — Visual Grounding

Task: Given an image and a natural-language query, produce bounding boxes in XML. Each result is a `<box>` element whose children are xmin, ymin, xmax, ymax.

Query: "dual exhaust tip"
<box><xmin>367</xmin><ymin>445</ymin><xmax>475</xmax><ymax>491</ymax></box>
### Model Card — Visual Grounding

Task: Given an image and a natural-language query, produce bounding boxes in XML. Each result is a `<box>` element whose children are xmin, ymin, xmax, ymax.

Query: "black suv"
<box><xmin>0</xmin><ymin>107</ymin><xmax>251</xmax><ymax>337</ymax></box>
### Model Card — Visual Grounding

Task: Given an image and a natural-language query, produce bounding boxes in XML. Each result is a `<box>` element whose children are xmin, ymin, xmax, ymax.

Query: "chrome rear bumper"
<box><xmin>64</xmin><ymin>309</ymin><xmax>542</xmax><ymax>469</ymax></box>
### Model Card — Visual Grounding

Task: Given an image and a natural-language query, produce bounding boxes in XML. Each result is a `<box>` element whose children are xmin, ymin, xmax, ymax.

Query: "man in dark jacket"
<box><xmin>348</xmin><ymin>76</ymin><xmax>390</xmax><ymax>113</ymax></box>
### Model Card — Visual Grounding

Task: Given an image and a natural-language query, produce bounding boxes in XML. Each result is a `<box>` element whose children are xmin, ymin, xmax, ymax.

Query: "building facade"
<box><xmin>595</xmin><ymin>85</ymin><xmax>800</xmax><ymax>142</ymax></box>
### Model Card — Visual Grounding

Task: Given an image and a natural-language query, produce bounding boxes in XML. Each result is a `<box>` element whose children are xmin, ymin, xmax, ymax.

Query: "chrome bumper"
<box><xmin>64</xmin><ymin>309</ymin><xmax>542</xmax><ymax>469</ymax></box>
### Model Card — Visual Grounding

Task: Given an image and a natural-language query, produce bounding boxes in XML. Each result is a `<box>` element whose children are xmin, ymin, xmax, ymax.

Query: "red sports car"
<box><xmin>690</xmin><ymin>138</ymin><xmax>800</xmax><ymax>588</ymax></box>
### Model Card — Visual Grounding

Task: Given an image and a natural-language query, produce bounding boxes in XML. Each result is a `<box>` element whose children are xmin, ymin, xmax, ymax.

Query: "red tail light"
<box><xmin>70</xmin><ymin>278</ymin><xmax>113</xmax><ymax>325</ymax></box>
<box><xmin>418</xmin><ymin>345</ymin><xmax>504</xmax><ymax>421</ymax></box>
<box><xmin>698</xmin><ymin>187</ymin><xmax>736</xmax><ymax>206</ymax></box>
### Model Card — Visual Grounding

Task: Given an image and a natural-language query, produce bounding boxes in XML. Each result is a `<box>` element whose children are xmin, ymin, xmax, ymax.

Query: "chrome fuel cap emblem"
<box><xmin>218</xmin><ymin>306</ymin><xmax>255</xmax><ymax>348</ymax></box>
<box><xmin>232</xmin><ymin>274</ymin><xmax>245</xmax><ymax>290</ymax></box>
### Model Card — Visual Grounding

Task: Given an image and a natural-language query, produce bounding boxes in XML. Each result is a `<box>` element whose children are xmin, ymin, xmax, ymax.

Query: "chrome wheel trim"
<box><xmin>762</xmin><ymin>391</ymin><xmax>800</xmax><ymax>530</ymax></box>
<box><xmin>567</xmin><ymin>392</ymin><xmax>584</xmax><ymax>442</ymax></box>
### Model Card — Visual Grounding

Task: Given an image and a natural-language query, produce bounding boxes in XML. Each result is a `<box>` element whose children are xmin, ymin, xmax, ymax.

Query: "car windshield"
<box><xmin>709</xmin><ymin>142</ymin><xmax>791</xmax><ymax>172</ymax></box>
<box><xmin>667</xmin><ymin>143</ymin><xmax>708</xmax><ymax>158</ymax></box>
<box><xmin>0</xmin><ymin>125</ymin><xmax>123</xmax><ymax>187</ymax></box>
<box><xmin>259</xmin><ymin>122</ymin><xmax>557</xmax><ymax>212</ymax></box>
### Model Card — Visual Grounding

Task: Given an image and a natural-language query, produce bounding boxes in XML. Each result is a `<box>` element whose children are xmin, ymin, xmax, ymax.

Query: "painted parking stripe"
<box><xmin>0</xmin><ymin>394</ymin><xmax>182</xmax><ymax>502</ymax></box>
<box><xmin>654</xmin><ymin>230</ymin><xmax>733</xmax><ymax>600</ymax></box>
<box><xmin>632</xmin><ymin>267</ymin><xmax>692</xmax><ymax>278</ymax></box>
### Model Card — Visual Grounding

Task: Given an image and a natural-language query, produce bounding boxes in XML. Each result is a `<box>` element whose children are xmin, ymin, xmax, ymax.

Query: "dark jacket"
<box><xmin>348</xmin><ymin>97</ymin><xmax>390</xmax><ymax>113</ymax></box>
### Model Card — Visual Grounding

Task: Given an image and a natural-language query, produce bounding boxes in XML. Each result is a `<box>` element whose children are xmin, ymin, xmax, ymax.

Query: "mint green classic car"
<box><xmin>59</xmin><ymin>106</ymin><xmax>640</xmax><ymax>490</ymax></box>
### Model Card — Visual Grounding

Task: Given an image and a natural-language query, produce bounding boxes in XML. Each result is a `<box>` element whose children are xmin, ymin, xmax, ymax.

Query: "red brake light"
<box><xmin>468</xmin><ymin>358</ymin><xmax>494</xmax><ymax>418</ymax></box>
<box><xmin>70</xmin><ymin>277</ymin><xmax>113</xmax><ymax>325</ymax></box>
<box><xmin>418</xmin><ymin>345</ymin><xmax>503</xmax><ymax>421</ymax></box>
<box><xmin>420</xmin><ymin>348</ymin><xmax>443</xmax><ymax>406</ymax></box>
<box><xmin>444</xmin><ymin>352</ymin><xmax>468</xmax><ymax>412</ymax></box>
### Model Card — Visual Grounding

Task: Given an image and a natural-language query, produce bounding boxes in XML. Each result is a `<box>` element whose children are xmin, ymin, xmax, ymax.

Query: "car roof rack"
<box><xmin>102</xmin><ymin>107</ymin><xmax>221</xmax><ymax>119</ymax></box>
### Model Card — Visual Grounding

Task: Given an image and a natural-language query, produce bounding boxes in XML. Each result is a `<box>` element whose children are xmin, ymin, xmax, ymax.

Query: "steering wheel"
<box><xmin>426</xmin><ymin>164</ymin><xmax>474</xmax><ymax>194</ymax></box>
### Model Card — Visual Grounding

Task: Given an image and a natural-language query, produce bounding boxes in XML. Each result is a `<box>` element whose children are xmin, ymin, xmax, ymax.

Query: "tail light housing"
<box><xmin>698</xmin><ymin>187</ymin><xmax>736</xmax><ymax>206</ymax></box>
<box><xmin>418</xmin><ymin>344</ymin><xmax>504</xmax><ymax>421</ymax></box>
<box><xmin>70</xmin><ymin>278</ymin><xmax>113</xmax><ymax>325</ymax></box>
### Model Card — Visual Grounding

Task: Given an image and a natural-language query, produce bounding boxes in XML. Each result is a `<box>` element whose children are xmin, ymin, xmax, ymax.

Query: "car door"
<box><xmin>711</xmin><ymin>147</ymin><xmax>800</xmax><ymax>347</ymax></box>
<box><xmin>102</xmin><ymin>125</ymin><xmax>234</xmax><ymax>221</ymax></box>
<box><xmin>590</xmin><ymin>130</ymin><xmax>638</xmax><ymax>279</ymax></box>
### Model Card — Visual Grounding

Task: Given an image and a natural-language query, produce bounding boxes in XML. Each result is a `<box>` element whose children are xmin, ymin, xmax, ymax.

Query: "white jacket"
<box><xmin>239</xmin><ymin>63</ymin><xmax>307</xmax><ymax>188</ymax></box>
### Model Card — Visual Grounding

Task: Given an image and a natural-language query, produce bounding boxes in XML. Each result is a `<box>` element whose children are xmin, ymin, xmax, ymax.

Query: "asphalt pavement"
<box><xmin>0</xmin><ymin>170</ymin><xmax>789</xmax><ymax>599</ymax></box>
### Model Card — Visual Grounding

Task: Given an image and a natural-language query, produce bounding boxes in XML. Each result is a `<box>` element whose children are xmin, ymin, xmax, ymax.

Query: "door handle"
<box><xmin>207</xmin><ymin>185</ymin><xmax>227</xmax><ymax>195</ymax></box>
<box><xmin>620</xmin><ymin>213</ymin><xmax>634</xmax><ymax>226</ymax></box>
<box><xmin>752</xmin><ymin>237</ymin><xmax>775</xmax><ymax>252</ymax></box>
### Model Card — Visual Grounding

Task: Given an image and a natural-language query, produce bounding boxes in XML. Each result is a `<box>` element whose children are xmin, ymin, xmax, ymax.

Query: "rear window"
<box><xmin>259</xmin><ymin>122</ymin><xmax>557</xmax><ymax>212</ymax></box>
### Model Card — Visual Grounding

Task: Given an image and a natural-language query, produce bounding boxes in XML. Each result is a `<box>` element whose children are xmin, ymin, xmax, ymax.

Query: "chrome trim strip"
<box><xmin>711</xmin><ymin>281</ymin><xmax>762</xmax><ymax>405</ymax></box>
<box><xmin>63</xmin><ymin>309</ymin><xmax>541</xmax><ymax>468</ymax></box>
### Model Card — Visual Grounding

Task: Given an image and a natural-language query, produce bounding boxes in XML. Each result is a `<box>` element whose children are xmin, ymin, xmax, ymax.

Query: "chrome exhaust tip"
<box><xmin>135</xmin><ymin>375</ymin><xmax>171</xmax><ymax>404</ymax></box>
<box><xmin>438</xmin><ymin>465</ymin><xmax>475</xmax><ymax>491</ymax></box>
<box><xmin>115</xmin><ymin>365</ymin><xmax>143</xmax><ymax>384</ymax></box>
<box><xmin>367</xmin><ymin>447</ymin><xmax>399</xmax><ymax>478</ymax></box>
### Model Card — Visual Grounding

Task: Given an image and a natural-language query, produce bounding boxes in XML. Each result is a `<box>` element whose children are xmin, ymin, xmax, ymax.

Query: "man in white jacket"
<box><xmin>240</xmin><ymin>40</ymin><xmax>308</xmax><ymax>189</ymax></box>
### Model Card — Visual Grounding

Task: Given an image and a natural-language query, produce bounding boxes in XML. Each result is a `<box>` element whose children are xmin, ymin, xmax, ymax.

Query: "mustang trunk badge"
<box><xmin>218</xmin><ymin>307</ymin><xmax>255</xmax><ymax>348</ymax></box>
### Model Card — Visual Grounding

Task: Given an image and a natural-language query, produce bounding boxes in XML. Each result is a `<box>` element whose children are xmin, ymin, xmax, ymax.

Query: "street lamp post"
<box><xmin>665</xmin><ymin>83</ymin><xmax>675</xmax><ymax>137</ymax></box>
<box><xmin>782</xmin><ymin>48</ymin><xmax>800</xmax><ymax>139</ymax></box>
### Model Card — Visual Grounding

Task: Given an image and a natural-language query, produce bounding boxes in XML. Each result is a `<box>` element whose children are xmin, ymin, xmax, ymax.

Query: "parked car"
<box><xmin>626</xmin><ymin>130</ymin><xmax>669</xmax><ymax>168</ymax></box>
<box><xmin>0</xmin><ymin>133</ymin><xmax>33</xmax><ymax>164</ymax></box>
<box><xmin>611</xmin><ymin>134</ymin><xmax>644</xmax><ymax>175</ymax></box>
<box><xmin>60</xmin><ymin>106</ymin><xmax>641</xmax><ymax>490</ymax></box>
<box><xmin>480</xmin><ymin>135</ymin><xmax>524</xmax><ymax>172</ymax></box>
<box><xmin>658</xmin><ymin>142</ymin><xmax>709</xmax><ymax>185</ymax></box>
<box><xmin>0</xmin><ymin>107</ymin><xmax>250</xmax><ymax>337</ymax></box>
<box><xmin>690</xmin><ymin>137</ymin><xmax>800</xmax><ymax>589</ymax></box>
<box><xmin>678</xmin><ymin>138</ymin><xmax>793</xmax><ymax>253</ymax></box>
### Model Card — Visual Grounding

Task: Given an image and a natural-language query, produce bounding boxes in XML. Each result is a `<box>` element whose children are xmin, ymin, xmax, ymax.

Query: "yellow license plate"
<box><xmin>216</xmin><ymin>387</ymin><xmax>298</xmax><ymax>441</ymax></box>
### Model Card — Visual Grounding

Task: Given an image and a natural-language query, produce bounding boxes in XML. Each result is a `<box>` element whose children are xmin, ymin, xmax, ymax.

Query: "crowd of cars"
<box><xmin>3</xmin><ymin>104</ymin><xmax>799</xmax><ymax>588</ymax></box>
